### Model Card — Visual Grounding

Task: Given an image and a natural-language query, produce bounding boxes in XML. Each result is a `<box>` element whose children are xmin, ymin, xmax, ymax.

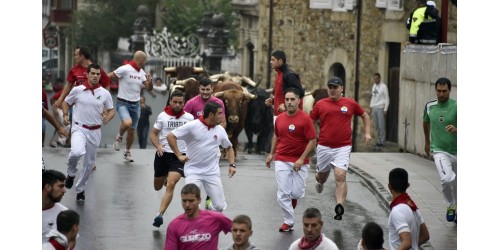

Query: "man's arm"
<box><xmin>143</xmin><ymin>74</ymin><xmax>153</xmax><ymax>91</ymax></box>
<box><xmin>53</xmin><ymin>82</ymin><xmax>73</xmax><ymax>109</ymax></box>
<box><xmin>265</xmin><ymin>133</ymin><xmax>277</xmax><ymax>168</ymax></box>
<box><xmin>360</xmin><ymin>112</ymin><xmax>371</xmax><ymax>145</ymax></box>
<box><xmin>418</xmin><ymin>223</ymin><xmax>430</xmax><ymax>246</ymax></box>
<box><xmin>383</xmin><ymin>84</ymin><xmax>390</xmax><ymax>115</ymax></box>
<box><xmin>167</xmin><ymin>132</ymin><xmax>187</xmax><ymax>162</ymax></box>
<box><xmin>225</xmin><ymin>147</ymin><xmax>236</xmax><ymax>177</ymax></box>
<box><xmin>102</xmin><ymin>108</ymin><xmax>115</xmax><ymax>125</ymax></box>
<box><xmin>397</xmin><ymin>232</ymin><xmax>412</xmax><ymax>250</ymax></box>
<box><xmin>150</xmin><ymin>128</ymin><xmax>164</xmax><ymax>156</ymax></box>
<box><xmin>293</xmin><ymin>138</ymin><xmax>317</xmax><ymax>171</ymax></box>
<box><xmin>62</xmin><ymin>100</ymin><xmax>71</xmax><ymax>126</ymax></box>
<box><xmin>43</xmin><ymin>107</ymin><xmax>68</xmax><ymax>138</ymax></box>
<box><xmin>423</xmin><ymin>122</ymin><xmax>431</xmax><ymax>157</ymax></box>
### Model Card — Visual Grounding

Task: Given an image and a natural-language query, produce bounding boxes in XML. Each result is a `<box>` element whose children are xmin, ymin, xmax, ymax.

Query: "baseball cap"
<box><xmin>327</xmin><ymin>77</ymin><xmax>343</xmax><ymax>86</ymax></box>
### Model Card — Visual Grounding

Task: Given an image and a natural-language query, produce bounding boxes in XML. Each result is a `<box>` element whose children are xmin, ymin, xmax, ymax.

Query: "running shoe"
<box><xmin>123</xmin><ymin>150</ymin><xmax>134</xmax><ymax>162</ymax></box>
<box><xmin>292</xmin><ymin>199</ymin><xmax>297</xmax><ymax>209</ymax></box>
<box><xmin>153</xmin><ymin>214</ymin><xmax>163</xmax><ymax>227</ymax></box>
<box><xmin>278</xmin><ymin>223</ymin><xmax>294</xmax><ymax>232</ymax></box>
<box><xmin>65</xmin><ymin>175</ymin><xmax>75</xmax><ymax>189</ymax></box>
<box><xmin>76</xmin><ymin>191</ymin><xmax>85</xmax><ymax>201</ymax></box>
<box><xmin>334</xmin><ymin>203</ymin><xmax>344</xmax><ymax>220</ymax></box>
<box><xmin>205</xmin><ymin>196</ymin><xmax>212</xmax><ymax>210</ymax></box>
<box><xmin>113</xmin><ymin>135</ymin><xmax>123</xmax><ymax>151</ymax></box>
<box><xmin>446</xmin><ymin>204</ymin><xmax>457</xmax><ymax>222</ymax></box>
<box><xmin>315</xmin><ymin>182</ymin><xmax>323</xmax><ymax>193</ymax></box>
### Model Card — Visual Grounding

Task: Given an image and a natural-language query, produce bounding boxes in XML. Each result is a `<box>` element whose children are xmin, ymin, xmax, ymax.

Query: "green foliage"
<box><xmin>68</xmin><ymin>0</ymin><xmax>240</xmax><ymax>52</ymax></box>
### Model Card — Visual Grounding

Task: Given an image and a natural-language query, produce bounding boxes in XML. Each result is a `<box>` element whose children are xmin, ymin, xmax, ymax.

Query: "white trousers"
<box><xmin>432</xmin><ymin>151</ymin><xmax>457</xmax><ymax>207</ymax></box>
<box><xmin>66</xmin><ymin>125</ymin><xmax>101</xmax><ymax>193</ymax></box>
<box><xmin>186</xmin><ymin>174</ymin><xmax>227</xmax><ymax>212</ymax></box>
<box><xmin>274</xmin><ymin>161</ymin><xmax>308</xmax><ymax>226</ymax></box>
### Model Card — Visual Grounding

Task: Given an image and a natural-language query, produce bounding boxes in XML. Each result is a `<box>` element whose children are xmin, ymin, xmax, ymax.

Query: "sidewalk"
<box><xmin>349</xmin><ymin>152</ymin><xmax>457</xmax><ymax>250</ymax></box>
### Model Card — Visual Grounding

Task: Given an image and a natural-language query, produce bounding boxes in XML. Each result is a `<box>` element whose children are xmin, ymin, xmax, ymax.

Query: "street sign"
<box><xmin>44</xmin><ymin>36</ymin><xmax>58</xmax><ymax>49</ymax></box>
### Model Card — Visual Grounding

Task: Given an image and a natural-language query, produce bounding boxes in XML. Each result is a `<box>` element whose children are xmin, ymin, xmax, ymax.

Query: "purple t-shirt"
<box><xmin>164</xmin><ymin>210</ymin><xmax>232</xmax><ymax>250</ymax></box>
<box><xmin>183</xmin><ymin>95</ymin><xmax>225</xmax><ymax>119</ymax></box>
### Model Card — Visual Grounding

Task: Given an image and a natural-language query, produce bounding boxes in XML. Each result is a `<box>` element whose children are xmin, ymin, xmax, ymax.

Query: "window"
<box><xmin>310</xmin><ymin>0</ymin><xmax>356</xmax><ymax>11</ymax></box>
<box><xmin>376</xmin><ymin>0</ymin><xmax>403</xmax><ymax>10</ymax></box>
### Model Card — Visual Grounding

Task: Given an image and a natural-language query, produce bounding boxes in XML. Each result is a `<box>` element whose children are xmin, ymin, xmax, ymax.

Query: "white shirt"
<box><xmin>370</xmin><ymin>82</ymin><xmax>390</xmax><ymax>112</ymax></box>
<box><xmin>388</xmin><ymin>204</ymin><xmax>425</xmax><ymax>250</ymax></box>
<box><xmin>42</xmin><ymin>203</ymin><xmax>68</xmax><ymax>243</ymax></box>
<box><xmin>114</xmin><ymin>64</ymin><xmax>147</xmax><ymax>102</ymax></box>
<box><xmin>288</xmin><ymin>234</ymin><xmax>339</xmax><ymax>250</ymax></box>
<box><xmin>172</xmin><ymin>119</ymin><xmax>232</xmax><ymax>176</ymax></box>
<box><xmin>153</xmin><ymin>111</ymin><xmax>194</xmax><ymax>153</ymax></box>
<box><xmin>65</xmin><ymin>85</ymin><xmax>113</xmax><ymax>126</ymax></box>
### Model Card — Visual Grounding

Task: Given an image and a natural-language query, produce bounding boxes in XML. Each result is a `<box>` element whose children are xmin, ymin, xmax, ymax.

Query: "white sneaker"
<box><xmin>123</xmin><ymin>150</ymin><xmax>134</xmax><ymax>162</ymax></box>
<box><xmin>315</xmin><ymin>182</ymin><xmax>323</xmax><ymax>193</ymax></box>
<box><xmin>113</xmin><ymin>136</ymin><xmax>122</xmax><ymax>151</ymax></box>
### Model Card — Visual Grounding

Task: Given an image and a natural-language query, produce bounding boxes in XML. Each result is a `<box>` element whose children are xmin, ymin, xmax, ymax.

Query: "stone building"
<box><xmin>233</xmin><ymin>0</ymin><xmax>457</xmax><ymax>151</ymax></box>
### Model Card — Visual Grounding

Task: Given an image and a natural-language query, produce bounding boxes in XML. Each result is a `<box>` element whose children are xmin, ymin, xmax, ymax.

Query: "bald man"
<box><xmin>108</xmin><ymin>50</ymin><xmax>153</xmax><ymax>162</ymax></box>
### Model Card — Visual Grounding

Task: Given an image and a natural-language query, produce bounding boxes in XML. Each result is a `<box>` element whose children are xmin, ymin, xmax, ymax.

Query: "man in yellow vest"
<box><xmin>408</xmin><ymin>0</ymin><xmax>440</xmax><ymax>44</ymax></box>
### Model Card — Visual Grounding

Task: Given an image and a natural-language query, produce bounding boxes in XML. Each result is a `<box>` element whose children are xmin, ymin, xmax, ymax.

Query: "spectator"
<box><xmin>137</xmin><ymin>95</ymin><xmax>152</xmax><ymax>149</ymax></box>
<box><xmin>42</xmin><ymin>169</ymin><xmax>68</xmax><ymax>243</ymax></box>
<box><xmin>153</xmin><ymin>77</ymin><xmax>167</xmax><ymax>95</ymax></box>
<box><xmin>387</xmin><ymin>168</ymin><xmax>430</xmax><ymax>250</ymax></box>
<box><xmin>42</xmin><ymin>210</ymin><xmax>80</xmax><ymax>250</ymax></box>
<box><xmin>164</xmin><ymin>183</ymin><xmax>232</xmax><ymax>250</ymax></box>
<box><xmin>369</xmin><ymin>73</ymin><xmax>390</xmax><ymax>148</ymax></box>
<box><xmin>49</xmin><ymin>89</ymin><xmax>71</xmax><ymax>148</ymax></box>
<box><xmin>408</xmin><ymin>0</ymin><xmax>440</xmax><ymax>44</ymax></box>
<box><xmin>225</xmin><ymin>215</ymin><xmax>260</xmax><ymax>250</ymax></box>
<box><xmin>357</xmin><ymin>222</ymin><xmax>385</xmax><ymax>250</ymax></box>
<box><xmin>288</xmin><ymin>207</ymin><xmax>339</xmax><ymax>250</ymax></box>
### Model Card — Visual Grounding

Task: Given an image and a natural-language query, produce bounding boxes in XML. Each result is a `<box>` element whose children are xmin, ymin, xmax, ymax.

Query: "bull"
<box><xmin>213</xmin><ymin>82</ymin><xmax>256</xmax><ymax>157</ymax></box>
<box><xmin>244</xmin><ymin>87</ymin><xmax>274</xmax><ymax>155</ymax></box>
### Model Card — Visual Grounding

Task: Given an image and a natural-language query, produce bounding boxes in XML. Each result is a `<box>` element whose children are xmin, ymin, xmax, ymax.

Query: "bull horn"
<box><xmin>242</xmin><ymin>76</ymin><xmax>257</xmax><ymax>87</ymax></box>
<box><xmin>265</xmin><ymin>88</ymin><xmax>274</xmax><ymax>93</ymax></box>
<box><xmin>209</xmin><ymin>73</ymin><xmax>224</xmax><ymax>82</ymax></box>
<box><xmin>164</xmin><ymin>67</ymin><xmax>176</xmax><ymax>73</ymax></box>
<box><xmin>305</xmin><ymin>91</ymin><xmax>312</xmax><ymax>96</ymax></box>
<box><xmin>213</xmin><ymin>91</ymin><xmax>224</xmax><ymax>97</ymax></box>
<box><xmin>243</xmin><ymin>92</ymin><xmax>256</xmax><ymax>99</ymax></box>
<box><xmin>193</xmin><ymin>67</ymin><xmax>204</xmax><ymax>73</ymax></box>
<box><xmin>175</xmin><ymin>77</ymin><xmax>196</xmax><ymax>86</ymax></box>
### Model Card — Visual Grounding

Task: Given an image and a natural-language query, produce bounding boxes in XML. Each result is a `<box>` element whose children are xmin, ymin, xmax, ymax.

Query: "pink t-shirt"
<box><xmin>183</xmin><ymin>95</ymin><xmax>225</xmax><ymax>119</ymax></box>
<box><xmin>274</xmin><ymin>110</ymin><xmax>316</xmax><ymax>164</ymax></box>
<box><xmin>309</xmin><ymin>97</ymin><xmax>365</xmax><ymax>148</ymax></box>
<box><xmin>164</xmin><ymin>210</ymin><xmax>232</xmax><ymax>250</ymax></box>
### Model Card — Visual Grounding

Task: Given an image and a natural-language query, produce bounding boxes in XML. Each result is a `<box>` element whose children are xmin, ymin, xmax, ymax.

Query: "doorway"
<box><xmin>386</xmin><ymin>42</ymin><xmax>400</xmax><ymax>143</ymax></box>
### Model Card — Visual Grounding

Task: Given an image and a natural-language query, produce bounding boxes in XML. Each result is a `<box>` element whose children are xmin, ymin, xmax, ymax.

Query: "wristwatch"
<box><xmin>229</xmin><ymin>163</ymin><xmax>236</xmax><ymax>168</ymax></box>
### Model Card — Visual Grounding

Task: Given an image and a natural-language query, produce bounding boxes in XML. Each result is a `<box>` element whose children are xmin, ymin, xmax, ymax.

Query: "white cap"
<box><xmin>426</xmin><ymin>0</ymin><xmax>436</xmax><ymax>7</ymax></box>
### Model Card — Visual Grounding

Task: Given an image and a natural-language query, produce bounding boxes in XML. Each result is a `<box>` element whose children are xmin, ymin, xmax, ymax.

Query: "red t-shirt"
<box><xmin>273</xmin><ymin>69</ymin><xmax>303</xmax><ymax>116</ymax></box>
<box><xmin>42</xmin><ymin>89</ymin><xmax>48</xmax><ymax>110</ymax></box>
<box><xmin>309</xmin><ymin>97</ymin><xmax>365</xmax><ymax>148</ymax></box>
<box><xmin>66</xmin><ymin>64</ymin><xmax>110</xmax><ymax>88</ymax></box>
<box><xmin>274</xmin><ymin>110</ymin><xmax>316</xmax><ymax>164</ymax></box>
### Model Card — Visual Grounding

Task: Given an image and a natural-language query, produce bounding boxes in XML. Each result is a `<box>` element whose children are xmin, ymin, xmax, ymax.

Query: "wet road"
<box><xmin>43</xmin><ymin>148</ymin><xmax>390</xmax><ymax>250</ymax></box>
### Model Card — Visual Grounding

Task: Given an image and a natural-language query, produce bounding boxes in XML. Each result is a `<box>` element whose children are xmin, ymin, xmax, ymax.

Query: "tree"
<box><xmin>68</xmin><ymin>0</ymin><xmax>239</xmax><ymax>53</ymax></box>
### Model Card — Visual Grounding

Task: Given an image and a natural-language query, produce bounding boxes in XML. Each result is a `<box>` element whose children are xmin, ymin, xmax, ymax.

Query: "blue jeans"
<box><xmin>116</xmin><ymin>100</ymin><xmax>140</xmax><ymax>129</ymax></box>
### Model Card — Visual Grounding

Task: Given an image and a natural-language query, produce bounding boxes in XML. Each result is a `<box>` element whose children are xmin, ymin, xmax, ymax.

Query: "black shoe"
<box><xmin>65</xmin><ymin>176</ymin><xmax>75</xmax><ymax>189</ymax></box>
<box><xmin>76</xmin><ymin>191</ymin><xmax>85</xmax><ymax>201</ymax></box>
<box><xmin>334</xmin><ymin>203</ymin><xmax>344</xmax><ymax>220</ymax></box>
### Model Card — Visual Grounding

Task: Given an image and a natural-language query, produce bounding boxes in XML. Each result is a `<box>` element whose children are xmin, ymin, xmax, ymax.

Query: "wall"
<box><xmin>398</xmin><ymin>44</ymin><xmax>457</xmax><ymax>155</ymax></box>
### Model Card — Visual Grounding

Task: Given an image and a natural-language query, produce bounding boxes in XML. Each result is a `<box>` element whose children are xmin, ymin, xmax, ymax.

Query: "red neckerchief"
<box><xmin>48</xmin><ymin>238</ymin><xmax>67</xmax><ymax>250</ymax></box>
<box><xmin>297</xmin><ymin>234</ymin><xmax>323</xmax><ymax>249</ymax></box>
<box><xmin>128</xmin><ymin>60</ymin><xmax>141</xmax><ymax>72</ymax></box>
<box><xmin>83</xmin><ymin>81</ymin><xmax>101</xmax><ymax>95</ymax></box>
<box><xmin>199</xmin><ymin>116</ymin><xmax>215</xmax><ymax>130</ymax></box>
<box><xmin>390</xmin><ymin>192</ymin><xmax>418</xmax><ymax>211</ymax></box>
<box><xmin>164</xmin><ymin>106</ymin><xmax>185</xmax><ymax>119</ymax></box>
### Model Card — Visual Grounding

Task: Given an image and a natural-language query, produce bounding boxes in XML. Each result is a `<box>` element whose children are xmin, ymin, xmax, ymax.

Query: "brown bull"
<box><xmin>213</xmin><ymin>82</ymin><xmax>256</xmax><ymax>156</ymax></box>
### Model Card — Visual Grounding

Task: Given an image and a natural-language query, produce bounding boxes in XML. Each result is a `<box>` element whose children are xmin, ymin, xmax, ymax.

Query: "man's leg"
<box><xmin>330</xmin><ymin>145</ymin><xmax>351</xmax><ymax>220</ymax></box>
<box><xmin>333</xmin><ymin>167</ymin><xmax>348</xmax><ymax>204</ymax></box>
<box><xmin>314</xmin><ymin>145</ymin><xmax>334</xmax><ymax>193</ymax></box>
<box><xmin>433</xmin><ymin>152</ymin><xmax>457</xmax><ymax>222</ymax></box>
<box><xmin>66</xmin><ymin>129</ymin><xmax>86</xmax><ymax>189</ymax></box>
<box><xmin>203</xmin><ymin>175</ymin><xmax>227</xmax><ymax>212</ymax></box>
<box><xmin>153</xmin><ymin>171</ymin><xmax>182</xmax><ymax>227</ymax></box>
<box><xmin>114</xmin><ymin>101</ymin><xmax>132</xmax><ymax>151</ymax></box>
<box><xmin>275</xmin><ymin>162</ymin><xmax>295</xmax><ymax>229</ymax></box>
<box><xmin>74</xmin><ymin>129</ymin><xmax>100</xmax><ymax>201</ymax></box>
<box><xmin>123</xmin><ymin>103</ymin><xmax>140</xmax><ymax>161</ymax></box>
